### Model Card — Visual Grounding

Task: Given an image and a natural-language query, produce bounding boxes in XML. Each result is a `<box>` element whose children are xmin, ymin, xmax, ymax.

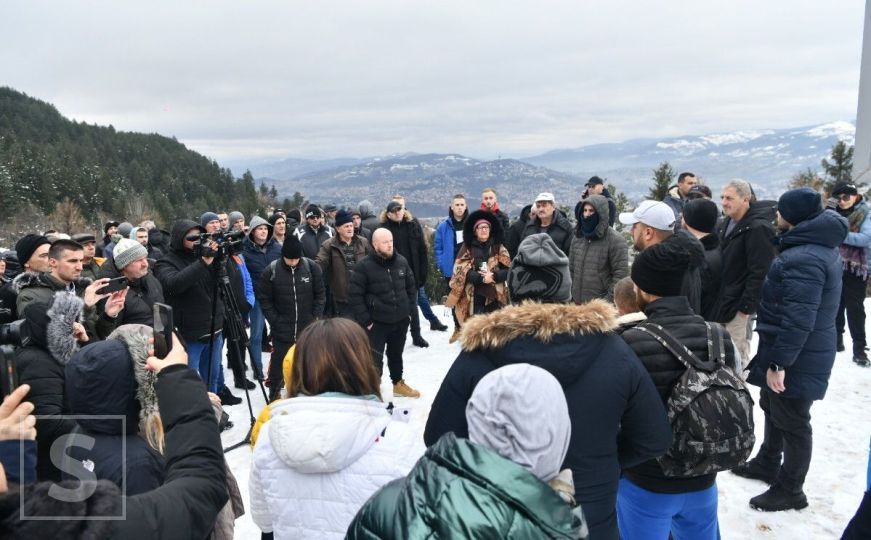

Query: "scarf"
<box><xmin>480</xmin><ymin>202</ymin><xmax>501</xmax><ymax>214</ymax></box>
<box><xmin>580</xmin><ymin>213</ymin><xmax>599</xmax><ymax>238</ymax></box>
<box><xmin>838</xmin><ymin>203</ymin><xmax>869</xmax><ymax>279</ymax></box>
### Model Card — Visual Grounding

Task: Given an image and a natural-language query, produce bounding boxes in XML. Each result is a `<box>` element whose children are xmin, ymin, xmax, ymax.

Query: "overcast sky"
<box><xmin>1</xmin><ymin>1</ymin><xmax>866</xmax><ymax>163</ymax></box>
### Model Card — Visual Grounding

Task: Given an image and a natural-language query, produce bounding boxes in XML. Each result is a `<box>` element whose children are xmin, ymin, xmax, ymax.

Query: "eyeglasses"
<box><xmin>475</xmin><ymin>225</ymin><xmax>491</xmax><ymax>230</ymax></box>
<box><xmin>390</xmin><ymin>207</ymin><xmax>404</xmax><ymax>213</ymax></box>
<box><xmin>838</xmin><ymin>194</ymin><xmax>854</xmax><ymax>201</ymax></box>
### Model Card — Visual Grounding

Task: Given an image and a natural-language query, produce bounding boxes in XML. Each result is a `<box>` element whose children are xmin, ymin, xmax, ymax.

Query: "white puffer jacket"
<box><xmin>249</xmin><ymin>395</ymin><xmax>424</xmax><ymax>539</ymax></box>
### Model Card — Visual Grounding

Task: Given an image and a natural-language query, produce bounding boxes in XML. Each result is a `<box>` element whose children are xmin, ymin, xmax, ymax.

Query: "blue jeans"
<box><xmin>187</xmin><ymin>334</ymin><xmax>225</xmax><ymax>393</ymax></box>
<box><xmin>617</xmin><ymin>478</ymin><xmax>720</xmax><ymax>540</ymax></box>
<box><xmin>247</xmin><ymin>302</ymin><xmax>265</xmax><ymax>372</ymax></box>
<box><xmin>417</xmin><ymin>287</ymin><xmax>437</xmax><ymax>322</ymax></box>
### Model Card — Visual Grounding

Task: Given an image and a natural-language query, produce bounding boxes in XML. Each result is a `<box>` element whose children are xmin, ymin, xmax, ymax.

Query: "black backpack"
<box><xmin>635</xmin><ymin>321</ymin><xmax>755</xmax><ymax>477</ymax></box>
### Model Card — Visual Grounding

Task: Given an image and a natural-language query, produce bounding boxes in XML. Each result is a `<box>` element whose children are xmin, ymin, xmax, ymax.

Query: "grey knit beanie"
<box><xmin>507</xmin><ymin>233</ymin><xmax>572</xmax><ymax>303</ymax></box>
<box><xmin>113</xmin><ymin>238</ymin><xmax>148</xmax><ymax>270</ymax></box>
<box><xmin>466</xmin><ymin>363</ymin><xmax>571</xmax><ymax>482</ymax></box>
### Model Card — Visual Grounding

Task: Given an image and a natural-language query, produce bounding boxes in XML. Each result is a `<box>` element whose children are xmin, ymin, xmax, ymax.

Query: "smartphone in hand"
<box><xmin>152</xmin><ymin>303</ymin><xmax>174</xmax><ymax>359</ymax></box>
<box><xmin>98</xmin><ymin>276</ymin><xmax>129</xmax><ymax>295</ymax></box>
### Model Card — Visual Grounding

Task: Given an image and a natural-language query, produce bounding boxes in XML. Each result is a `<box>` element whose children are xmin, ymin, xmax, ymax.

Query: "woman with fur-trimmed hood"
<box><xmin>14</xmin><ymin>291</ymin><xmax>88</xmax><ymax>482</ymax></box>
<box><xmin>426</xmin><ymin>236</ymin><xmax>671</xmax><ymax>540</ymax></box>
<box><xmin>445</xmin><ymin>210</ymin><xmax>511</xmax><ymax>325</ymax></box>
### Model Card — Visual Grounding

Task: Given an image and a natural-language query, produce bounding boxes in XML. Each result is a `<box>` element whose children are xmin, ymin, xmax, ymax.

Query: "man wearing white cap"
<box><xmin>620</xmin><ymin>200</ymin><xmax>705</xmax><ymax>316</ymax></box>
<box><xmin>520</xmin><ymin>192</ymin><xmax>573</xmax><ymax>256</ymax></box>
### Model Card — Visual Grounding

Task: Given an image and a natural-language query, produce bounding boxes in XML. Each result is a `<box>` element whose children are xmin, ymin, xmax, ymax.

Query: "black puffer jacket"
<box><xmin>257</xmin><ymin>258</ymin><xmax>326</xmax><ymax>344</ymax></box>
<box><xmin>153</xmin><ymin>220</ymin><xmax>240</xmax><ymax>341</ymax></box>
<box><xmin>505</xmin><ymin>204</ymin><xmax>533</xmax><ymax>258</ymax></box>
<box><xmin>378</xmin><ymin>212</ymin><xmax>429</xmax><ymax>287</ymax></box>
<box><xmin>348</xmin><ymin>251</ymin><xmax>417</xmax><ymax>326</ymax></box>
<box><xmin>15</xmin><ymin>293</ymin><xmax>83</xmax><ymax>482</ymax></box>
<box><xmin>620</xmin><ymin>296</ymin><xmax>736</xmax><ymax>494</ymax></box>
<box><xmin>699</xmin><ymin>233</ymin><xmax>723</xmax><ymax>321</ymax></box>
<box><xmin>97</xmin><ymin>262</ymin><xmax>164</xmax><ymax>328</ymax></box>
<box><xmin>292</xmin><ymin>223</ymin><xmax>333</xmax><ymax>259</ymax></box>
<box><xmin>715</xmin><ymin>202</ymin><xmax>777</xmax><ymax>322</ymax></box>
<box><xmin>520</xmin><ymin>211</ymin><xmax>574</xmax><ymax>256</ymax></box>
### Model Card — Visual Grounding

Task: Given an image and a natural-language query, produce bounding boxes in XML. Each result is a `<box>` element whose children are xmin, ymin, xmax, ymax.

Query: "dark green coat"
<box><xmin>347</xmin><ymin>433</ymin><xmax>587</xmax><ymax>539</ymax></box>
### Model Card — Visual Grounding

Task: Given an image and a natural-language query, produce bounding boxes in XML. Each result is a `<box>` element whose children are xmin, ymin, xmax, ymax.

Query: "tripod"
<box><xmin>201</xmin><ymin>250</ymin><xmax>269</xmax><ymax>453</ymax></box>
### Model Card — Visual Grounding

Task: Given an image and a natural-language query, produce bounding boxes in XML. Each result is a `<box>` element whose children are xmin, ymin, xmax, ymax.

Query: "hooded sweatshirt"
<box><xmin>243</xmin><ymin>215</ymin><xmax>282</xmax><ymax>289</ymax></box>
<box><xmin>249</xmin><ymin>395</ymin><xmax>423</xmax><ymax>539</ymax></box>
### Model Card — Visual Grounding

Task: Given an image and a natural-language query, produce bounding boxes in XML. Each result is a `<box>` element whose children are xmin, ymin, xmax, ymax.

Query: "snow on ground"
<box><xmin>222</xmin><ymin>304</ymin><xmax>871</xmax><ymax>539</ymax></box>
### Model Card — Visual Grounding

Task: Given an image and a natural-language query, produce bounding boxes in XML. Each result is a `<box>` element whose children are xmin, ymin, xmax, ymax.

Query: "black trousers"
<box><xmin>757</xmin><ymin>389</ymin><xmax>814</xmax><ymax>492</ymax></box>
<box><xmin>268</xmin><ymin>338</ymin><xmax>294</xmax><ymax>397</ymax></box>
<box><xmin>333</xmin><ymin>301</ymin><xmax>353</xmax><ymax>319</ymax></box>
<box><xmin>836</xmin><ymin>271</ymin><xmax>868</xmax><ymax>354</ymax></box>
<box><xmin>226</xmin><ymin>337</ymin><xmax>247</xmax><ymax>382</ymax></box>
<box><xmin>368</xmin><ymin>319</ymin><xmax>409</xmax><ymax>384</ymax></box>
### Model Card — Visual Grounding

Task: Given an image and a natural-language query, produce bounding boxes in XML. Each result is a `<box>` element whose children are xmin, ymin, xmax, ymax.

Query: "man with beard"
<box><xmin>316</xmin><ymin>209</ymin><xmax>371</xmax><ymax>318</ymax></box>
<box><xmin>480</xmin><ymin>188</ymin><xmax>510</xmax><ymax>233</ymax></box>
<box><xmin>662</xmin><ymin>172</ymin><xmax>700</xmax><ymax>221</ymax></box>
<box><xmin>736</xmin><ymin>188</ymin><xmax>847</xmax><ymax>512</ymax></box>
<box><xmin>831</xmin><ymin>182</ymin><xmax>871</xmax><ymax>365</ymax></box>
<box><xmin>348</xmin><ymin>228</ymin><xmax>421</xmax><ymax>398</ymax></box>
<box><xmin>520</xmin><ymin>193</ymin><xmax>574</xmax><ymax>256</ymax></box>
<box><xmin>72</xmin><ymin>233</ymin><xmax>102</xmax><ymax>281</ymax></box>
<box><xmin>97</xmin><ymin>238</ymin><xmax>164</xmax><ymax>329</ymax></box>
<box><xmin>294</xmin><ymin>205</ymin><xmax>333</xmax><ymax>259</ymax></box>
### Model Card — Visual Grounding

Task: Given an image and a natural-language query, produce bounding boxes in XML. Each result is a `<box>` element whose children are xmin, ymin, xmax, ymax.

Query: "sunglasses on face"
<box><xmin>839</xmin><ymin>194</ymin><xmax>854</xmax><ymax>201</ymax></box>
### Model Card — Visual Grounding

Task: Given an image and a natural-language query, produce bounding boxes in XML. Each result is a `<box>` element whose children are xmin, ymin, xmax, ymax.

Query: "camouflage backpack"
<box><xmin>635</xmin><ymin>321</ymin><xmax>755</xmax><ymax>477</ymax></box>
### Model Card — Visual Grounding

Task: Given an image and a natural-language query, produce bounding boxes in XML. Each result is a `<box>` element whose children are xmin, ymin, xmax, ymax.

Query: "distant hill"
<box><xmin>0</xmin><ymin>87</ymin><xmax>260</xmax><ymax>228</ymax></box>
<box><xmin>252</xmin><ymin>121</ymin><xmax>855</xmax><ymax>218</ymax></box>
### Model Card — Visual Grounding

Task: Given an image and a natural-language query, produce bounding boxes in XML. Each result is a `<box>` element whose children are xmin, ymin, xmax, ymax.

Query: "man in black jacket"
<box><xmin>681</xmin><ymin>199</ymin><xmax>723</xmax><ymax>321</ymax></box>
<box><xmin>257</xmin><ymin>234</ymin><xmax>326</xmax><ymax>401</ymax></box>
<box><xmin>716</xmin><ymin>179</ymin><xmax>777</xmax><ymax>368</ymax></box>
<box><xmin>619</xmin><ymin>241</ymin><xmax>736</xmax><ymax>540</ymax></box>
<box><xmin>520</xmin><ymin>192</ymin><xmax>574</xmax><ymax>256</ymax></box>
<box><xmin>154</xmin><ymin>219</ymin><xmax>241</xmax><ymax>400</ymax></box>
<box><xmin>293</xmin><ymin>204</ymin><xmax>333</xmax><ymax>259</ymax></box>
<box><xmin>480</xmin><ymin>187</ymin><xmax>510</xmax><ymax>233</ymax></box>
<box><xmin>348</xmin><ymin>228</ymin><xmax>421</xmax><ymax>398</ymax></box>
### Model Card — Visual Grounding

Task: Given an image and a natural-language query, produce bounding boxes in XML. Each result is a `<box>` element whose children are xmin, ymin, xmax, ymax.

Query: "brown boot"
<box><xmin>393</xmin><ymin>379</ymin><xmax>421</xmax><ymax>398</ymax></box>
<box><xmin>449</xmin><ymin>328</ymin><xmax>461</xmax><ymax>344</ymax></box>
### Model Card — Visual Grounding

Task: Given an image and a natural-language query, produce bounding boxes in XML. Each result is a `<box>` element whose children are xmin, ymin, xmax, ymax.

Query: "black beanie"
<box><xmin>631</xmin><ymin>241</ymin><xmax>690</xmax><ymax>298</ymax></box>
<box><xmin>682</xmin><ymin>199</ymin><xmax>719</xmax><ymax>233</ymax></box>
<box><xmin>15</xmin><ymin>234</ymin><xmax>51</xmax><ymax>268</ymax></box>
<box><xmin>282</xmin><ymin>234</ymin><xmax>302</xmax><ymax>259</ymax></box>
<box><xmin>778</xmin><ymin>188</ymin><xmax>822</xmax><ymax>226</ymax></box>
<box><xmin>334</xmin><ymin>209</ymin><xmax>354</xmax><ymax>228</ymax></box>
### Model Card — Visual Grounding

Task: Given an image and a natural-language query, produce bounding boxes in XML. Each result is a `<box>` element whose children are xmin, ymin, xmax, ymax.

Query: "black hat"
<box><xmin>778</xmin><ymin>188</ymin><xmax>822</xmax><ymax>226</ymax></box>
<box><xmin>586</xmin><ymin>176</ymin><xmax>604</xmax><ymax>187</ymax></box>
<box><xmin>71</xmin><ymin>233</ymin><xmax>96</xmax><ymax>245</ymax></box>
<box><xmin>324</xmin><ymin>203</ymin><xmax>338</xmax><ymax>213</ymax></box>
<box><xmin>304</xmin><ymin>205</ymin><xmax>322</xmax><ymax>219</ymax></box>
<box><xmin>831</xmin><ymin>182</ymin><xmax>859</xmax><ymax>198</ymax></box>
<box><xmin>288</xmin><ymin>209</ymin><xmax>302</xmax><ymax>223</ymax></box>
<box><xmin>15</xmin><ymin>234</ymin><xmax>51</xmax><ymax>267</ymax></box>
<box><xmin>282</xmin><ymin>234</ymin><xmax>303</xmax><ymax>259</ymax></box>
<box><xmin>334</xmin><ymin>209</ymin><xmax>354</xmax><ymax>228</ymax></box>
<box><xmin>103</xmin><ymin>221</ymin><xmax>120</xmax><ymax>234</ymax></box>
<box><xmin>631</xmin><ymin>241</ymin><xmax>690</xmax><ymax>298</ymax></box>
<box><xmin>685</xmin><ymin>185</ymin><xmax>713</xmax><ymax>200</ymax></box>
<box><xmin>386</xmin><ymin>201</ymin><xmax>403</xmax><ymax>214</ymax></box>
<box><xmin>682</xmin><ymin>199</ymin><xmax>719</xmax><ymax>234</ymax></box>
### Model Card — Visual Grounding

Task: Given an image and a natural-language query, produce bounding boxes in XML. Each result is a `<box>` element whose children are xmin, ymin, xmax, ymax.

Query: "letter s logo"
<box><xmin>48</xmin><ymin>433</ymin><xmax>97</xmax><ymax>502</ymax></box>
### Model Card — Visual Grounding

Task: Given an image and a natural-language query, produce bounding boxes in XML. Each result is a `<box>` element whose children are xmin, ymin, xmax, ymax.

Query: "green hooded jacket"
<box><xmin>346</xmin><ymin>433</ymin><xmax>587</xmax><ymax>539</ymax></box>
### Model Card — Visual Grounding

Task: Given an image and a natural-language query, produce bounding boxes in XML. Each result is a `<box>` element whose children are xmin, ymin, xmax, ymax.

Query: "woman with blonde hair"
<box><xmin>249</xmin><ymin>318</ymin><xmax>423</xmax><ymax>539</ymax></box>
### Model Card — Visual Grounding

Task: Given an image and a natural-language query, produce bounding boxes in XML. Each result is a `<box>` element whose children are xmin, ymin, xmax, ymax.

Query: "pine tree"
<box><xmin>821</xmin><ymin>141</ymin><xmax>854</xmax><ymax>186</ymax></box>
<box><xmin>648</xmin><ymin>161</ymin><xmax>675</xmax><ymax>200</ymax></box>
<box><xmin>788</xmin><ymin>168</ymin><xmax>826</xmax><ymax>191</ymax></box>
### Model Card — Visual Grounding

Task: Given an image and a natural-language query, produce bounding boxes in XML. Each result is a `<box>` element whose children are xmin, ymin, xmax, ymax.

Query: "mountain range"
<box><xmin>230</xmin><ymin>121</ymin><xmax>857</xmax><ymax>218</ymax></box>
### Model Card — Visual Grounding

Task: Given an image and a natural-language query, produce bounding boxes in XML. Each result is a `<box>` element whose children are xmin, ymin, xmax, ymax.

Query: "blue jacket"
<box><xmin>747</xmin><ymin>210</ymin><xmax>848</xmax><ymax>401</ymax></box>
<box><xmin>434</xmin><ymin>210</ymin><xmax>466</xmax><ymax>277</ymax></box>
<box><xmin>236</xmin><ymin>255</ymin><xmax>255</xmax><ymax>308</ymax></box>
<box><xmin>242</xmin><ymin>217</ymin><xmax>283</xmax><ymax>292</ymax></box>
<box><xmin>843</xmin><ymin>200</ymin><xmax>871</xmax><ymax>264</ymax></box>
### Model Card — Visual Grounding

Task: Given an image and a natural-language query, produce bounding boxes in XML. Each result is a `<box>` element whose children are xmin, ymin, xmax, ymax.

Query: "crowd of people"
<box><xmin>0</xmin><ymin>175</ymin><xmax>869</xmax><ymax>539</ymax></box>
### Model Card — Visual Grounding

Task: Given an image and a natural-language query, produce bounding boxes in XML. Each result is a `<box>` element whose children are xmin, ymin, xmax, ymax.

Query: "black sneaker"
<box><xmin>837</xmin><ymin>334</ymin><xmax>845</xmax><ymax>352</ymax></box>
<box><xmin>854</xmin><ymin>351</ymin><xmax>870</xmax><ymax>367</ymax></box>
<box><xmin>731</xmin><ymin>460</ymin><xmax>779</xmax><ymax>484</ymax></box>
<box><xmin>218</xmin><ymin>386</ymin><xmax>242</xmax><ymax>406</ymax></box>
<box><xmin>234</xmin><ymin>377</ymin><xmax>256</xmax><ymax>390</ymax></box>
<box><xmin>749</xmin><ymin>484</ymin><xmax>808</xmax><ymax>512</ymax></box>
<box><xmin>430</xmin><ymin>320</ymin><xmax>449</xmax><ymax>332</ymax></box>
<box><xmin>412</xmin><ymin>334</ymin><xmax>430</xmax><ymax>348</ymax></box>
<box><xmin>252</xmin><ymin>367</ymin><xmax>265</xmax><ymax>381</ymax></box>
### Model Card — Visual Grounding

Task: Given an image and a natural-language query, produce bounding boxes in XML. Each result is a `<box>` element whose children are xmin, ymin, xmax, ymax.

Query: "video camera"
<box><xmin>0</xmin><ymin>320</ymin><xmax>26</xmax><ymax>398</ymax></box>
<box><xmin>185</xmin><ymin>229</ymin><xmax>245</xmax><ymax>258</ymax></box>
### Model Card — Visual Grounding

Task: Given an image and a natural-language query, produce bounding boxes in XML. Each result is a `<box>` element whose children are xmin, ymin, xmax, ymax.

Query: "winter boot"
<box><xmin>430</xmin><ymin>319</ymin><xmax>449</xmax><ymax>332</ymax></box>
<box><xmin>732</xmin><ymin>459</ymin><xmax>780</xmax><ymax>484</ymax></box>
<box><xmin>252</xmin><ymin>366</ymin><xmax>265</xmax><ymax>381</ymax></box>
<box><xmin>749</xmin><ymin>483</ymin><xmax>808</xmax><ymax>512</ymax></box>
<box><xmin>854</xmin><ymin>350</ymin><xmax>871</xmax><ymax>367</ymax></box>
<box><xmin>234</xmin><ymin>376</ymin><xmax>256</xmax><ymax>390</ymax></box>
<box><xmin>837</xmin><ymin>334</ymin><xmax>845</xmax><ymax>352</ymax></box>
<box><xmin>393</xmin><ymin>379</ymin><xmax>421</xmax><ymax>398</ymax></box>
<box><xmin>218</xmin><ymin>385</ymin><xmax>242</xmax><ymax>406</ymax></box>
<box><xmin>412</xmin><ymin>334</ymin><xmax>429</xmax><ymax>348</ymax></box>
<box><xmin>449</xmin><ymin>327</ymin><xmax>462</xmax><ymax>344</ymax></box>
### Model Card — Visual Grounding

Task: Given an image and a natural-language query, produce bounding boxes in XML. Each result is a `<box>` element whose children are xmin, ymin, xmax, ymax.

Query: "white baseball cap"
<box><xmin>534</xmin><ymin>192</ymin><xmax>556</xmax><ymax>203</ymax></box>
<box><xmin>618</xmin><ymin>200</ymin><xmax>676</xmax><ymax>231</ymax></box>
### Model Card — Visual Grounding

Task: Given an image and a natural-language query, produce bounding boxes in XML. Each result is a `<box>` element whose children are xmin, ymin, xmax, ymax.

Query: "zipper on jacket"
<box><xmin>291</xmin><ymin>265</ymin><xmax>299</xmax><ymax>341</ymax></box>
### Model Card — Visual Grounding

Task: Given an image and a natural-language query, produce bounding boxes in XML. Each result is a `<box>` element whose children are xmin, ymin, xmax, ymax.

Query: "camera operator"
<box><xmin>154</xmin><ymin>219</ymin><xmax>245</xmax><ymax>402</ymax></box>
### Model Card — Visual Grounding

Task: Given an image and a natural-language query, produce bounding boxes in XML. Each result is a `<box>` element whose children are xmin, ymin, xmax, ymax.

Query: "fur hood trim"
<box><xmin>460</xmin><ymin>299</ymin><xmax>618</xmax><ymax>351</ymax></box>
<box><xmin>12</xmin><ymin>272</ymin><xmax>92</xmax><ymax>294</ymax></box>
<box><xmin>108</xmin><ymin>324</ymin><xmax>159</xmax><ymax>422</ymax></box>
<box><xmin>379</xmin><ymin>208</ymin><xmax>415</xmax><ymax>223</ymax></box>
<box><xmin>46</xmin><ymin>292</ymin><xmax>84</xmax><ymax>365</ymax></box>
